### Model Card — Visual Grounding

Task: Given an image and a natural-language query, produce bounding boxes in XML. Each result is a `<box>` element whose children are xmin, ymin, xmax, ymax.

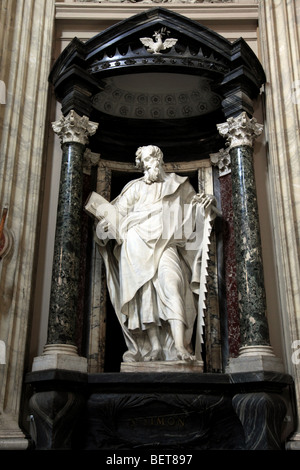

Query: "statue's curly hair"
<box><xmin>135</xmin><ymin>145</ymin><xmax>164</xmax><ymax>170</ymax></box>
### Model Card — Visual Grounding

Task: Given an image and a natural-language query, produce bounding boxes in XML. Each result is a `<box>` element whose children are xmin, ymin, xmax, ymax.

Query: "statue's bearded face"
<box><xmin>141</xmin><ymin>151</ymin><xmax>162</xmax><ymax>184</ymax></box>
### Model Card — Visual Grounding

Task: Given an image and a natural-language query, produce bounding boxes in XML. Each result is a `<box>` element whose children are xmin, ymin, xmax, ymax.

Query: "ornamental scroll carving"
<box><xmin>210</xmin><ymin>148</ymin><xmax>231</xmax><ymax>177</ymax></box>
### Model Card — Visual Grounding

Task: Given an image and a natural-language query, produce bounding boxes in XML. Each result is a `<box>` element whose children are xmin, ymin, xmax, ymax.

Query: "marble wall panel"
<box><xmin>259</xmin><ymin>0</ymin><xmax>300</xmax><ymax>446</ymax></box>
<box><xmin>0</xmin><ymin>0</ymin><xmax>55</xmax><ymax>449</ymax></box>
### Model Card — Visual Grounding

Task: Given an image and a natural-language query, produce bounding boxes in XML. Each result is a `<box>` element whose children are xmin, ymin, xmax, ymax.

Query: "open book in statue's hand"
<box><xmin>85</xmin><ymin>191</ymin><xmax>122</xmax><ymax>243</ymax></box>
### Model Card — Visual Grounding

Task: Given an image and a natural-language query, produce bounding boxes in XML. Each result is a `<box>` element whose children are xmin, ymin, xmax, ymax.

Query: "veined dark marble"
<box><xmin>219</xmin><ymin>173</ymin><xmax>240</xmax><ymax>357</ymax></box>
<box><xmin>75</xmin><ymin>171</ymin><xmax>95</xmax><ymax>356</ymax></box>
<box><xmin>47</xmin><ymin>141</ymin><xmax>85</xmax><ymax>345</ymax></box>
<box><xmin>230</xmin><ymin>145</ymin><xmax>270</xmax><ymax>347</ymax></box>
<box><xmin>25</xmin><ymin>370</ymin><xmax>296</xmax><ymax>450</ymax></box>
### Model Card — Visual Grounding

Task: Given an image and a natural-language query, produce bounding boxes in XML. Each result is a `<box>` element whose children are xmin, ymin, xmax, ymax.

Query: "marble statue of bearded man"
<box><xmin>96</xmin><ymin>145</ymin><xmax>216</xmax><ymax>364</ymax></box>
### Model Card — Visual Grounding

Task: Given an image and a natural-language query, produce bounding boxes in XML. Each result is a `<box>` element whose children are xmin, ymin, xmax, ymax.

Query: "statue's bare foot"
<box><xmin>144</xmin><ymin>348</ymin><xmax>163</xmax><ymax>362</ymax></box>
<box><xmin>176</xmin><ymin>348</ymin><xmax>195</xmax><ymax>362</ymax></box>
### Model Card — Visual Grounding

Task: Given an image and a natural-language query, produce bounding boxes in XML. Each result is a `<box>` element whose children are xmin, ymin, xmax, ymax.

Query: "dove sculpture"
<box><xmin>140</xmin><ymin>29</ymin><xmax>178</xmax><ymax>55</ymax></box>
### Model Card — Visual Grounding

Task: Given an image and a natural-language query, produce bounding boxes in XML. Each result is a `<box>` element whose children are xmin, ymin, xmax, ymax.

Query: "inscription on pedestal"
<box><xmin>81</xmin><ymin>393</ymin><xmax>245</xmax><ymax>450</ymax></box>
<box><xmin>129</xmin><ymin>414</ymin><xmax>185</xmax><ymax>428</ymax></box>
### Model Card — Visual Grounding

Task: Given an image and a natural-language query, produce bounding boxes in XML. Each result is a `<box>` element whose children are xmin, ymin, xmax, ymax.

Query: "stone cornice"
<box><xmin>55</xmin><ymin>2</ymin><xmax>259</xmax><ymax>22</ymax></box>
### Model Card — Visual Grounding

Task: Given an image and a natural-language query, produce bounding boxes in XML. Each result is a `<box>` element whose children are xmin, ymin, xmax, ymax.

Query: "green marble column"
<box><xmin>33</xmin><ymin>110</ymin><xmax>98</xmax><ymax>371</ymax></box>
<box><xmin>217</xmin><ymin>112</ymin><xmax>279</xmax><ymax>364</ymax></box>
<box><xmin>230</xmin><ymin>144</ymin><xmax>270</xmax><ymax>348</ymax></box>
<box><xmin>47</xmin><ymin>140</ymin><xmax>86</xmax><ymax>346</ymax></box>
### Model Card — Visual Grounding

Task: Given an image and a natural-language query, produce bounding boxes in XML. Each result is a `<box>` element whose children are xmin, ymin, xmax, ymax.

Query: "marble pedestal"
<box><xmin>121</xmin><ymin>360</ymin><xmax>204</xmax><ymax>373</ymax></box>
<box><xmin>226</xmin><ymin>346</ymin><xmax>284</xmax><ymax>374</ymax></box>
<box><xmin>32</xmin><ymin>354</ymin><xmax>87</xmax><ymax>373</ymax></box>
<box><xmin>25</xmin><ymin>370</ymin><xmax>295</xmax><ymax>451</ymax></box>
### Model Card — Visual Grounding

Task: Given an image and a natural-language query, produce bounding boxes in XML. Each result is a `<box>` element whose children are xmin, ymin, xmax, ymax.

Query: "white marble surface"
<box><xmin>121</xmin><ymin>360</ymin><xmax>204</xmax><ymax>373</ymax></box>
<box><xmin>226</xmin><ymin>355</ymin><xmax>284</xmax><ymax>374</ymax></box>
<box><xmin>95</xmin><ymin>145</ymin><xmax>217</xmax><ymax>365</ymax></box>
<box><xmin>32</xmin><ymin>354</ymin><xmax>88</xmax><ymax>373</ymax></box>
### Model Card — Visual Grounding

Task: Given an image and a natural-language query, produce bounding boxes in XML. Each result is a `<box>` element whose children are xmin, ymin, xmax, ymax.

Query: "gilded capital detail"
<box><xmin>217</xmin><ymin>112</ymin><xmax>263</xmax><ymax>150</ymax></box>
<box><xmin>52</xmin><ymin>110</ymin><xmax>99</xmax><ymax>145</ymax></box>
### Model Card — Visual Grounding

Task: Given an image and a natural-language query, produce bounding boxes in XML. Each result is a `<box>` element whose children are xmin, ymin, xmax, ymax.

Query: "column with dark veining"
<box><xmin>210</xmin><ymin>148</ymin><xmax>240</xmax><ymax>360</ymax></box>
<box><xmin>217</xmin><ymin>112</ymin><xmax>283</xmax><ymax>372</ymax></box>
<box><xmin>33</xmin><ymin>110</ymin><xmax>98</xmax><ymax>372</ymax></box>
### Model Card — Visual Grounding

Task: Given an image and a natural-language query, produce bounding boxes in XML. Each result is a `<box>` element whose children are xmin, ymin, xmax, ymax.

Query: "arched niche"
<box><xmin>49</xmin><ymin>7</ymin><xmax>265</xmax><ymax>163</ymax></box>
<box><xmin>48</xmin><ymin>7</ymin><xmax>265</xmax><ymax>372</ymax></box>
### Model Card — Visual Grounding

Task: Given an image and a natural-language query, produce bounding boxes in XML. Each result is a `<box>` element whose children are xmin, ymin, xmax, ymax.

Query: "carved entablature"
<box><xmin>89</xmin><ymin>49</ymin><xmax>229</xmax><ymax>78</ymax></box>
<box><xmin>88</xmin><ymin>32</ymin><xmax>230</xmax><ymax>80</ymax></box>
<box><xmin>50</xmin><ymin>7</ymin><xmax>264</xmax><ymax>103</ymax></box>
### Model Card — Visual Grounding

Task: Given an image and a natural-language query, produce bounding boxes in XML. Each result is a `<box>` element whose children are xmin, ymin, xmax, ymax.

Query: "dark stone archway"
<box><xmin>49</xmin><ymin>7</ymin><xmax>265</xmax><ymax>161</ymax></box>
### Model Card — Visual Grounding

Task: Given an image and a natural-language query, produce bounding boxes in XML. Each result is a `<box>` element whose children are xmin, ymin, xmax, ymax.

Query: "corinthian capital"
<box><xmin>210</xmin><ymin>148</ymin><xmax>231</xmax><ymax>177</ymax></box>
<box><xmin>52</xmin><ymin>110</ymin><xmax>99</xmax><ymax>145</ymax></box>
<box><xmin>217</xmin><ymin>112</ymin><xmax>263</xmax><ymax>149</ymax></box>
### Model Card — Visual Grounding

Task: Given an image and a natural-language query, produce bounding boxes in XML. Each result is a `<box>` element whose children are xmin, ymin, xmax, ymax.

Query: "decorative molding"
<box><xmin>76</xmin><ymin>0</ymin><xmax>235</xmax><ymax>3</ymax></box>
<box><xmin>52</xmin><ymin>110</ymin><xmax>99</xmax><ymax>145</ymax></box>
<box><xmin>89</xmin><ymin>51</ymin><xmax>229</xmax><ymax>78</ymax></box>
<box><xmin>210</xmin><ymin>148</ymin><xmax>231</xmax><ymax>176</ymax></box>
<box><xmin>54</xmin><ymin>3</ymin><xmax>259</xmax><ymax>23</ymax></box>
<box><xmin>217</xmin><ymin>112</ymin><xmax>263</xmax><ymax>149</ymax></box>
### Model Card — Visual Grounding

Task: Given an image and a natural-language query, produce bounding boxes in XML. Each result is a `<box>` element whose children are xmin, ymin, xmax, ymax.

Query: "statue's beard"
<box><xmin>143</xmin><ymin>163</ymin><xmax>161</xmax><ymax>184</ymax></box>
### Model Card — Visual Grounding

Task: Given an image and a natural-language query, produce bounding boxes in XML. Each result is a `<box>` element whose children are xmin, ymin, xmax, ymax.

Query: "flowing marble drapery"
<box><xmin>89</xmin><ymin>158</ymin><xmax>222</xmax><ymax>373</ymax></box>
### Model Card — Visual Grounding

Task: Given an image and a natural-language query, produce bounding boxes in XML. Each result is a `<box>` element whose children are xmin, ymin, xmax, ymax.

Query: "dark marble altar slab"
<box><xmin>25</xmin><ymin>370</ymin><xmax>295</xmax><ymax>451</ymax></box>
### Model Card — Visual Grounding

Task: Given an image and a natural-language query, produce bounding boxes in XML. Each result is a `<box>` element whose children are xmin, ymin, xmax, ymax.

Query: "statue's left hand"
<box><xmin>193</xmin><ymin>192</ymin><xmax>216</xmax><ymax>209</ymax></box>
<box><xmin>192</xmin><ymin>193</ymin><xmax>221</xmax><ymax>217</ymax></box>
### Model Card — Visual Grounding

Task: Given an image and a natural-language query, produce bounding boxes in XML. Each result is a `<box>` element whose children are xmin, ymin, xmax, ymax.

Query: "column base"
<box><xmin>0</xmin><ymin>436</ymin><xmax>29</xmax><ymax>450</ymax></box>
<box><xmin>32</xmin><ymin>344</ymin><xmax>87</xmax><ymax>373</ymax></box>
<box><xmin>0</xmin><ymin>416</ymin><xmax>29</xmax><ymax>450</ymax></box>
<box><xmin>226</xmin><ymin>345</ymin><xmax>284</xmax><ymax>373</ymax></box>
